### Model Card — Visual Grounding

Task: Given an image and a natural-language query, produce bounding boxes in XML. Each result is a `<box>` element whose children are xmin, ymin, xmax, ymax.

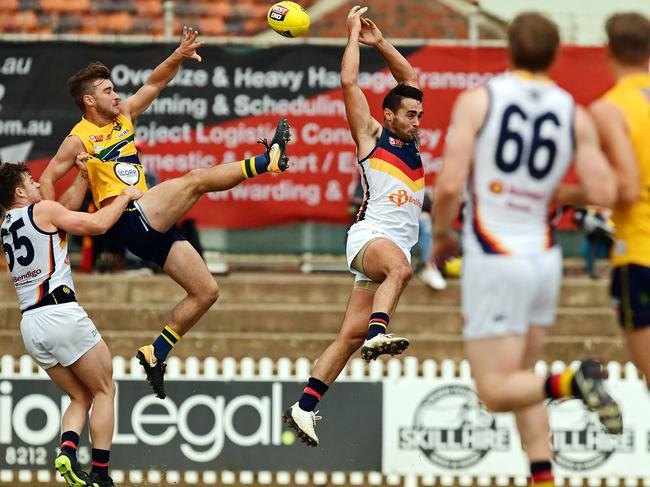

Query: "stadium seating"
<box><xmin>0</xmin><ymin>0</ymin><xmax>506</xmax><ymax>39</ymax></box>
<box><xmin>2</xmin><ymin>0</ymin><xmax>318</xmax><ymax>36</ymax></box>
<box><xmin>0</xmin><ymin>268</ymin><xmax>626</xmax><ymax>365</ymax></box>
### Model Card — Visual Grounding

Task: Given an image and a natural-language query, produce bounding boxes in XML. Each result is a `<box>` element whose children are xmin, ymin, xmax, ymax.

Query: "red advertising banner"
<box><xmin>0</xmin><ymin>44</ymin><xmax>613</xmax><ymax>228</ymax></box>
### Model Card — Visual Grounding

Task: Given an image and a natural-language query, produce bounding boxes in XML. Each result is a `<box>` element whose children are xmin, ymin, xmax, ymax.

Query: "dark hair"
<box><xmin>508</xmin><ymin>12</ymin><xmax>560</xmax><ymax>72</ymax></box>
<box><xmin>67</xmin><ymin>62</ymin><xmax>111</xmax><ymax>112</ymax></box>
<box><xmin>382</xmin><ymin>84</ymin><xmax>424</xmax><ymax>112</ymax></box>
<box><xmin>0</xmin><ymin>163</ymin><xmax>30</xmax><ymax>210</ymax></box>
<box><xmin>606</xmin><ymin>13</ymin><xmax>650</xmax><ymax>66</ymax></box>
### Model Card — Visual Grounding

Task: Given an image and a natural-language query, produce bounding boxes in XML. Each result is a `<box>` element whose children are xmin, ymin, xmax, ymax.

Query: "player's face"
<box><xmin>386</xmin><ymin>98</ymin><xmax>424</xmax><ymax>142</ymax></box>
<box><xmin>88</xmin><ymin>78</ymin><xmax>121</xmax><ymax>118</ymax></box>
<box><xmin>17</xmin><ymin>173</ymin><xmax>42</xmax><ymax>204</ymax></box>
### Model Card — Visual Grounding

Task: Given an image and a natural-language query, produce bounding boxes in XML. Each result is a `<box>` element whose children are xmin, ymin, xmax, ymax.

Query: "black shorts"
<box><xmin>106</xmin><ymin>202</ymin><xmax>186</xmax><ymax>268</ymax></box>
<box><xmin>611</xmin><ymin>264</ymin><xmax>650</xmax><ymax>329</ymax></box>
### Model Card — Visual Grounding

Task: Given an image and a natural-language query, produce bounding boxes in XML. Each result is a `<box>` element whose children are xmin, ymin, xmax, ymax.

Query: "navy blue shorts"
<box><xmin>107</xmin><ymin>202</ymin><xmax>185</xmax><ymax>268</ymax></box>
<box><xmin>611</xmin><ymin>264</ymin><xmax>650</xmax><ymax>329</ymax></box>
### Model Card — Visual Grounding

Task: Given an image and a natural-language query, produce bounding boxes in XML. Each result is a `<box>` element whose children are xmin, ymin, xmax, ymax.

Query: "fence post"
<box><xmin>468</xmin><ymin>0</ymin><xmax>480</xmax><ymax>47</ymax></box>
<box><xmin>164</xmin><ymin>0</ymin><xmax>174</xmax><ymax>40</ymax></box>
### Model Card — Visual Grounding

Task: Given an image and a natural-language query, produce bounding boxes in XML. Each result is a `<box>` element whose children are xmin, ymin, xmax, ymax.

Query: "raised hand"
<box><xmin>346</xmin><ymin>6</ymin><xmax>369</xmax><ymax>35</ymax></box>
<box><xmin>75</xmin><ymin>152</ymin><xmax>92</xmax><ymax>180</ymax></box>
<box><xmin>359</xmin><ymin>17</ymin><xmax>384</xmax><ymax>46</ymax></box>
<box><xmin>176</xmin><ymin>26</ymin><xmax>205</xmax><ymax>62</ymax></box>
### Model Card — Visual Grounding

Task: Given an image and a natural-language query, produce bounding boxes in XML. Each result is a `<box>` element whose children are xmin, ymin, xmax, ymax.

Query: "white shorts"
<box><xmin>20</xmin><ymin>302</ymin><xmax>101</xmax><ymax>369</ymax></box>
<box><xmin>346</xmin><ymin>221</ymin><xmax>411</xmax><ymax>282</ymax></box>
<box><xmin>462</xmin><ymin>246</ymin><xmax>562</xmax><ymax>339</ymax></box>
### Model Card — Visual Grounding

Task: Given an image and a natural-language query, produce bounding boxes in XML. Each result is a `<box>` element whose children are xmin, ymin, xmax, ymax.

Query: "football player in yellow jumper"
<box><xmin>40</xmin><ymin>27</ymin><xmax>291</xmax><ymax>400</ymax></box>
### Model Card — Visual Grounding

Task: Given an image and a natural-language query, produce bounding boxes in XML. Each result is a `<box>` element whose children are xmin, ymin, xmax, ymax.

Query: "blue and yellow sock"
<box><xmin>241</xmin><ymin>153</ymin><xmax>271</xmax><ymax>179</ymax></box>
<box><xmin>152</xmin><ymin>324</ymin><xmax>181</xmax><ymax>362</ymax></box>
<box><xmin>367</xmin><ymin>311</ymin><xmax>390</xmax><ymax>340</ymax></box>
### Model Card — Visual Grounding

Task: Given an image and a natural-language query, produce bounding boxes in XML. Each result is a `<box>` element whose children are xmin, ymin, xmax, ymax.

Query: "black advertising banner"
<box><xmin>0</xmin><ymin>378</ymin><xmax>381</xmax><ymax>471</ymax></box>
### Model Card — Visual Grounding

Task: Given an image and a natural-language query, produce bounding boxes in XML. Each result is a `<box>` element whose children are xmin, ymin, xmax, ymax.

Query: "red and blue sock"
<box><xmin>529</xmin><ymin>460</ymin><xmax>554</xmax><ymax>486</ymax></box>
<box><xmin>91</xmin><ymin>448</ymin><xmax>110</xmax><ymax>479</ymax></box>
<box><xmin>298</xmin><ymin>377</ymin><xmax>329</xmax><ymax>412</ymax></box>
<box><xmin>367</xmin><ymin>311</ymin><xmax>390</xmax><ymax>340</ymax></box>
<box><xmin>544</xmin><ymin>368</ymin><xmax>579</xmax><ymax>399</ymax></box>
<box><xmin>60</xmin><ymin>431</ymin><xmax>79</xmax><ymax>461</ymax></box>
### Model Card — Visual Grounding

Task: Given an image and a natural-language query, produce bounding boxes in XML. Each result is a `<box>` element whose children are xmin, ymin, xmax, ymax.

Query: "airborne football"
<box><xmin>267</xmin><ymin>1</ymin><xmax>310</xmax><ymax>38</ymax></box>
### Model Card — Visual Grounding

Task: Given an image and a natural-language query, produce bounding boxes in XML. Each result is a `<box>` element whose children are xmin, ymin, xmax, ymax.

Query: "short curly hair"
<box><xmin>0</xmin><ymin>163</ymin><xmax>30</xmax><ymax>210</ymax></box>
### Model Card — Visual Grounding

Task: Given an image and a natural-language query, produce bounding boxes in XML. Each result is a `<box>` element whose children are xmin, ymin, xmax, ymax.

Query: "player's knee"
<box><xmin>476</xmin><ymin>387</ymin><xmax>508</xmax><ymax>412</ymax></box>
<box><xmin>200</xmin><ymin>279</ymin><xmax>220</xmax><ymax>306</ymax></box>
<box><xmin>71</xmin><ymin>390</ymin><xmax>93</xmax><ymax>411</ymax></box>
<box><xmin>391</xmin><ymin>264</ymin><xmax>413</xmax><ymax>286</ymax></box>
<box><xmin>337</xmin><ymin>330</ymin><xmax>365</xmax><ymax>352</ymax></box>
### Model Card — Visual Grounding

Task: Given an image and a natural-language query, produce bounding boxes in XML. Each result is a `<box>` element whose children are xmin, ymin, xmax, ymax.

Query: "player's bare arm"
<box><xmin>341</xmin><ymin>6</ymin><xmax>382</xmax><ymax>158</ymax></box>
<box><xmin>56</xmin><ymin>171</ymin><xmax>88</xmax><ymax>211</ymax></box>
<box><xmin>39</xmin><ymin>135</ymin><xmax>86</xmax><ymax>200</ymax></box>
<box><xmin>360</xmin><ymin>18</ymin><xmax>419</xmax><ymax>88</ymax></box>
<box><xmin>574</xmin><ymin>105</ymin><xmax>618</xmax><ymax>208</ymax></box>
<box><xmin>34</xmin><ymin>186</ymin><xmax>142</xmax><ymax>236</ymax></box>
<box><xmin>121</xmin><ymin>26</ymin><xmax>205</xmax><ymax>120</ymax></box>
<box><xmin>590</xmin><ymin>99</ymin><xmax>640</xmax><ymax>205</ymax></box>
<box><xmin>432</xmin><ymin>87</ymin><xmax>488</xmax><ymax>265</ymax></box>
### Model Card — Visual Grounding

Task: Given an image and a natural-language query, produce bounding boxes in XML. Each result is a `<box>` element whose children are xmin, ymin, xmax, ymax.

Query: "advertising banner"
<box><xmin>0</xmin><ymin>378</ymin><xmax>381</xmax><ymax>471</ymax></box>
<box><xmin>0</xmin><ymin>44</ymin><xmax>613</xmax><ymax>228</ymax></box>
<box><xmin>383</xmin><ymin>377</ymin><xmax>650</xmax><ymax>478</ymax></box>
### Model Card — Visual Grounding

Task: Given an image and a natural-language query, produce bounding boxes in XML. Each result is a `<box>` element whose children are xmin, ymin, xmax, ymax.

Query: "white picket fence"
<box><xmin>0</xmin><ymin>355</ymin><xmax>647</xmax><ymax>486</ymax></box>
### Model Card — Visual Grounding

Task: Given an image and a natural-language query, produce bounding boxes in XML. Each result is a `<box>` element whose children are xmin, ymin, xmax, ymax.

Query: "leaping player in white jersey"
<box><xmin>0</xmin><ymin>163</ymin><xmax>142</xmax><ymax>487</ymax></box>
<box><xmin>282</xmin><ymin>6</ymin><xmax>424</xmax><ymax>447</ymax></box>
<box><xmin>432</xmin><ymin>12</ymin><xmax>622</xmax><ymax>486</ymax></box>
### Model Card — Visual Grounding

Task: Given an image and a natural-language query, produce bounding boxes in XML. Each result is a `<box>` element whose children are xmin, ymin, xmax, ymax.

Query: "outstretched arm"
<box><xmin>359</xmin><ymin>17</ymin><xmax>419</xmax><ymax>88</ymax></box>
<box><xmin>34</xmin><ymin>186</ymin><xmax>143</xmax><ymax>236</ymax></box>
<box><xmin>39</xmin><ymin>135</ymin><xmax>86</xmax><ymax>200</ymax></box>
<box><xmin>341</xmin><ymin>6</ymin><xmax>382</xmax><ymax>155</ymax></box>
<box><xmin>121</xmin><ymin>26</ymin><xmax>205</xmax><ymax>120</ymax></box>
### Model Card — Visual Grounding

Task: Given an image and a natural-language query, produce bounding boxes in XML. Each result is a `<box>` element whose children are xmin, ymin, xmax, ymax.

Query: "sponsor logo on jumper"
<box><xmin>489</xmin><ymin>181</ymin><xmax>503</xmax><ymax>194</ymax></box>
<box><xmin>388</xmin><ymin>136</ymin><xmax>404</xmax><ymax>148</ymax></box>
<box><xmin>113</xmin><ymin>163</ymin><xmax>140</xmax><ymax>186</ymax></box>
<box><xmin>89</xmin><ymin>134</ymin><xmax>103</xmax><ymax>142</ymax></box>
<box><xmin>398</xmin><ymin>385</ymin><xmax>509</xmax><ymax>469</ymax></box>
<box><xmin>13</xmin><ymin>268</ymin><xmax>42</xmax><ymax>284</ymax></box>
<box><xmin>389</xmin><ymin>189</ymin><xmax>422</xmax><ymax>208</ymax></box>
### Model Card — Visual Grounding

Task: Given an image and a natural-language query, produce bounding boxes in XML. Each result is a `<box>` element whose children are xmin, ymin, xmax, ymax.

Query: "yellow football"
<box><xmin>267</xmin><ymin>1</ymin><xmax>310</xmax><ymax>38</ymax></box>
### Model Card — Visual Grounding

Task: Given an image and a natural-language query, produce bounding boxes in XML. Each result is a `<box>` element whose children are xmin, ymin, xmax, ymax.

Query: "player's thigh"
<box><xmin>69</xmin><ymin>340</ymin><xmax>114</xmax><ymax>395</ymax></box>
<box><xmin>46</xmin><ymin>364</ymin><xmax>92</xmax><ymax>404</ymax></box>
<box><xmin>465</xmin><ymin>334</ymin><xmax>528</xmax><ymax>392</ymax></box>
<box><xmin>163</xmin><ymin>240</ymin><xmax>217</xmax><ymax>297</ymax></box>
<box><xmin>522</xmin><ymin>326</ymin><xmax>547</xmax><ymax>369</ymax></box>
<box><xmin>361</xmin><ymin>238</ymin><xmax>411</xmax><ymax>282</ymax></box>
<box><xmin>462</xmin><ymin>253</ymin><xmax>535</xmax><ymax>339</ymax></box>
<box><xmin>338</xmin><ymin>287</ymin><xmax>375</xmax><ymax>340</ymax></box>
<box><xmin>137</xmin><ymin>176</ymin><xmax>195</xmax><ymax>232</ymax></box>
